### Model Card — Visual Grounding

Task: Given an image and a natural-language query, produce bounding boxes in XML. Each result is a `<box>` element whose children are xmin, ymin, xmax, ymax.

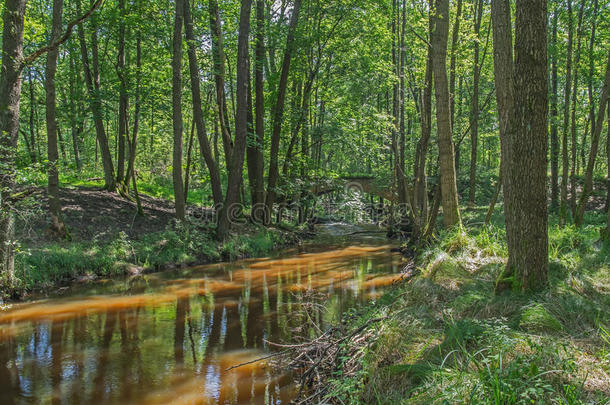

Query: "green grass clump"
<box><xmin>519</xmin><ymin>303</ymin><xmax>564</xmax><ymax>332</ymax></box>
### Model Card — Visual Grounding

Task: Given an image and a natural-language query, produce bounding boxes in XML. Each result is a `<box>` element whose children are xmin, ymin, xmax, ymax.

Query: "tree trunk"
<box><xmin>506</xmin><ymin>0</ymin><xmax>549</xmax><ymax>291</ymax></box>
<box><xmin>570</xmin><ymin>0</ymin><xmax>585</xmax><ymax>218</ymax></box>
<box><xmin>574</xmin><ymin>53</ymin><xmax>609</xmax><ymax>226</ymax></box>
<box><xmin>0</xmin><ymin>0</ymin><xmax>27</xmax><ymax>284</ymax></box>
<box><xmin>128</xmin><ymin>30</ymin><xmax>142</xmax><ymax>216</ymax></box>
<box><xmin>251</xmin><ymin>0</ymin><xmax>266</xmax><ymax>209</ymax></box>
<box><xmin>116</xmin><ymin>0</ymin><xmax>127</xmax><ymax>186</ymax></box>
<box><xmin>413</xmin><ymin>42</ymin><xmax>433</xmax><ymax>237</ymax></box>
<box><xmin>449</xmin><ymin>0</ymin><xmax>463</xmax><ymax>131</ymax></box>
<box><xmin>125</xmin><ymin>31</ymin><xmax>141</xmax><ymax>190</ymax></box>
<box><xmin>46</xmin><ymin>0</ymin><xmax>68</xmax><ymax>239</ymax></box>
<box><xmin>549</xmin><ymin>9</ymin><xmax>559</xmax><ymax>209</ymax></box>
<box><xmin>77</xmin><ymin>0</ymin><xmax>115</xmax><ymax>191</ymax></box>
<box><xmin>485</xmin><ymin>168</ymin><xmax>502</xmax><ymax>226</ymax></box>
<box><xmin>468</xmin><ymin>0</ymin><xmax>484</xmax><ymax>207</ymax></box>
<box><xmin>28</xmin><ymin>72</ymin><xmax>38</xmax><ymax>164</ymax></box>
<box><xmin>172</xmin><ymin>0</ymin><xmax>186</xmax><ymax>220</ymax></box>
<box><xmin>587</xmin><ymin>0</ymin><xmax>598</xmax><ymax>173</ymax></box>
<box><xmin>209</xmin><ymin>0</ymin><xmax>233</xmax><ymax>168</ymax></box>
<box><xmin>559</xmin><ymin>0</ymin><xmax>573</xmax><ymax>224</ymax></box>
<box><xmin>184</xmin><ymin>0</ymin><xmax>223</xmax><ymax>207</ymax></box>
<box><xmin>217</xmin><ymin>0</ymin><xmax>252</xmax><ymax>240</ymax></box>
<box><xmin>491</xmin><ymin>0</ymin><xmax>516</xmax><ymax>278</ymax></box>
<box><xmin>184</xmin><ymin>120</ymin><xmax>195</xmax><ymax>204</ymax></box>
<box><xmin>431</xmin><ymin>0</ymin><xmax>461</xmax><ymax>228</ymax></box>
<box><xmin>68</xmin><ymin>55</ymin><xmax>82</xmax><ymax>171</ymax></box>
<box><xmin>265</xmin><ymin>0</ymin><xmax>302</xmax><ymax>221</ymax></box>
<box><xmin>606</xmin><ymin>99</ymin><xmax>610</xmax><ymax>212</ymax></box>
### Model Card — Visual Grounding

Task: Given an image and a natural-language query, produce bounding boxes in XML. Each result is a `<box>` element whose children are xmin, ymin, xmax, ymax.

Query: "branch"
<box><xmin>23</xmin><ymin>0</ymin><xmax>104</xmax><ymax>66</ymax></box>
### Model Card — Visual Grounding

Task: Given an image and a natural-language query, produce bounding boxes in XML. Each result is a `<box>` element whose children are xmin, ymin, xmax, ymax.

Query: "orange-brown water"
<box><xmin>0</xmin><ymin>238</ymin><xmax>404</xmax><ymax>404</ymax></box>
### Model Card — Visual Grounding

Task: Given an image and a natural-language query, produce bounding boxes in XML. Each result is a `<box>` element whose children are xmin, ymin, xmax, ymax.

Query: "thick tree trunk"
<box><xmin>46</xmin><ymin>0</ymin><xmax>68</xmax><ymax>239</ymax></box>
<box><xmin>265</xmin><ymin>0</ymin><xmax>302</xmax><ymax>220</ymax></box>
<box><xmin>209</xmin><ymin>0</ymin><xmax>233</xmax><ymax>168</ymax></box>
<box><xmin>77</xmin><ymin>1</ymin><xmax>115</xmax><ymax>191</ymax></box>
<box><xmin>0</xmin><ymin>0</ymin><xmax>27</xmax><ymax>284</ymax></box>
<box><xmin>550</xmin><ymin>9</ymin><xmax>559</xmax><ymax>209</ymax></box>
<box><xmin>184</xmin><ymin>0</ymin><xmax>223</xmax><ymax>207</ymax></box>
<box><xmin>559</xmin><ymin>0</ymin><xmax>573</xmax><ymax>224</ymax></box>
<box><xmin>468</xmin><ymin>0</ymin><xmax>484</xmax><ymax>207</ymax></box>
<box><xmin>507</xmin><ymin>0</ymin><xmax>549</xmax><ymax>291</ymax></box>
<box><xmin>172</xmin><ymin>0</ymin><xmax>186</xmax><ymax>220</ymax></box>
<box><xmin>431</xmin><ymin>0</ymin><xmax>461</xmax><ymax>228</ymax></box>
<box><xmin>574</xmin><ymin>54</ymin><xmax>609</xmax><ymax>226</ymax></box>
<box><xmin>217</xmin><ymin>0</ymin><xmax>252</xmax><ymax>239</ymax></box>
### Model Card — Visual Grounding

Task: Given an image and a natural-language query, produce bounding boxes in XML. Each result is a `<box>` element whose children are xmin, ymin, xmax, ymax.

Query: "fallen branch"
<box><xmin>224</xmin><ymin>350</ymin><xmax>289</xmax><ymax>372</ymax></box>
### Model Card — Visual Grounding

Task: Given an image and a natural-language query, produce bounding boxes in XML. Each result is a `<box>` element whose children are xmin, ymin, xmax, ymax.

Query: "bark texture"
<box><xmin>431</xmin><ymin>0</ymin><xmax>462</xmax><ymax>228</ymax></box>
<box><xmin>0</xmin><ymin>0</ymin><xmax>27</xmax><ymax>283</ymax></box>
<box><xmin>217</xmin><ymin>0</ymin><xmax>252</xmax><ymax>240</ymax></box>
<box><xmin>172</xmin><ymin>0</ymin><xmax>186</xmax><ymax>220</ymax></box>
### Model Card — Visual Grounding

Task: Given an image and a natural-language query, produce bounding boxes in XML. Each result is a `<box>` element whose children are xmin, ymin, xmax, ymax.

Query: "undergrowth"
<box><xmin>8</xmin><ymin>222</ymin><xmax>295</xmax><ymax>295</ymax></box>
<box><xmin>323</xmin><ymin>209</ymin><xmax>609</xmax><ymax>404</ymax></box>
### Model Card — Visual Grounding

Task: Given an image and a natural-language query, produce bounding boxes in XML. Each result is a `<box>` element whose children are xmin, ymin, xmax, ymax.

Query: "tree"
<box><xmin>209</xmin><ymin>0</ymin><xmax>233</xmax><ymax>168</ymax></box>
<box><xmin>559</xmin><ymin>0</ymin><xmax>573</xmax><ymax>224</ymax></box>
<box><xmin>217</xmin><ymin>0</ymin><xmax>253</xmax><ymax>239</ymax></box>
<box><xmin>549</xmin><ymin>7</ymin><xmax>559</xmax><ymax>209</ymax></box>
<box><xmin>265</xmin><ymin>0</ymin><xmax>303</xmax><ymax>221</ymax></box>
<box><xmin>77</xmin><ymin>0</ymin><xmax>115</xmax><ymax>191</ymax></box>
<box><xmin>246</xmin><ymin>0</ymin><xmax>266</xmax><ymax>210</ymax></box>
<box><xmin>468</xmin><ymin>0</ymin><xmax>484</xmax><ymax>207</ymax></box>
<box><xmin>172</xmin><ymin>0</ymin><xmax>186</xmax><ymax>220</ymax></box>
<box><xmin>45</xmin><ymin>0</ymin><xmax>68</xmax><ymax>238</ymax></box>
<box><xmin>574</xmin><ymin>53</ymin><xmax>610</xmax><ymax>226</ymax></box>
<box><xmin>431</xmin><ymin>0</ymin><xmax>462</xmax><ymax>228</ymax></box>
<box><xmin>0</xmin><ymin>0</ymin><xmax>27</xmax><ymax>284</ymax></box>
<box><xmin>493</xmin><ymin>0</ymin><xmax>549</xmax><ymax>292</ymax></box>
<box><xmin>183</xmin><ymin>0</ymin><xmax>223</xmax><ymax>207</ymax></box>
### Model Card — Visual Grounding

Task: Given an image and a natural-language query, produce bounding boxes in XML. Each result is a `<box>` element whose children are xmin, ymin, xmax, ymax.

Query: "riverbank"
<box><xmin>289</xmin><ymin>207</ymin><xmax>610</xmax><ymax>403</ymax></box>
<box><xmin>4</xmin><ymin>186</ymin><xmax>309</xmax><ymax>300</ymax></box>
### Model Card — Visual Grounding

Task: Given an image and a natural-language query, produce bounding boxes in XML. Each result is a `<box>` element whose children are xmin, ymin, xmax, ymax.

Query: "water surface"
<box><xmin>0</xmin><ymin>232</ymin><xmax>404</xmax><ymax>404</ymax></box>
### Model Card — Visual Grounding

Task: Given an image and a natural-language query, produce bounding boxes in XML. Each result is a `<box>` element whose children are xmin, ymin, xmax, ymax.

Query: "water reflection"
<box><xmin>0</xmin><ymin>243</ymin><xmax>403</xmax><ymax>404</ymax></box>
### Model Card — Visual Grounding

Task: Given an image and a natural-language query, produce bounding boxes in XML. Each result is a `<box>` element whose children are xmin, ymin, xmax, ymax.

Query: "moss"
<box><xmin>519</xmin><ymin>304</ymin><xmax>564</xmax><ymax>332</ymax></box>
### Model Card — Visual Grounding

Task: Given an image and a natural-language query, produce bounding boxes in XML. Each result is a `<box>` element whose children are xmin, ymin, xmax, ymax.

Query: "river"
<box><xmin>0</xmin><ymin>225</ymin><xmax>404</xmax><ymax>404</ymax></box>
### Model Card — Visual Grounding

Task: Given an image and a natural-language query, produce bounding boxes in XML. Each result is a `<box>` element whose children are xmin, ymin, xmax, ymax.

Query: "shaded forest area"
<box><xmin>0</xmin><ymin>0</ymin><xmax>609</xmax><ymax>401</ymax></box>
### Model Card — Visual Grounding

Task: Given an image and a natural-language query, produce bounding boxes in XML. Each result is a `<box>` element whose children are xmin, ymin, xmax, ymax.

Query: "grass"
<box><xmin>322</xmin><ymin>207</ymin><xmax>610</xmax><ymax>404</ymax></box>
<box><xmin>8</xmin><ymin>223</ymin><xmax>297</xmax><ymax>296</ymax></box>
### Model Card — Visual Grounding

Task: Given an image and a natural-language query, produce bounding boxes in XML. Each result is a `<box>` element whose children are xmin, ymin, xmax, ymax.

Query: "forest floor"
<box><xmin>7</xmin><ymin>186</ymin><xmax>308</xmax><ymax>299</ymax></box>
<box><xmin>288</xmin><ymin>204</ymin><xmax>610</xmax><ymax>404</ymax></box>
